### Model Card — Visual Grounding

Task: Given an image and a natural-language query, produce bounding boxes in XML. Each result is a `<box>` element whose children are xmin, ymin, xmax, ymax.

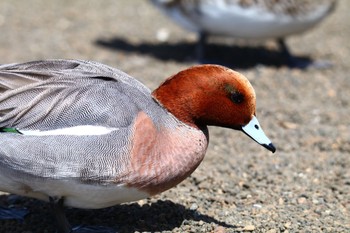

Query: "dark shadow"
<box><xmin>95</xmin><ymin>37</ymin><xmax>313</xmax><ymax>69</ymax></box>
<box><xmin>0</xmin><ymin>194</ymin><xmax>237</xmax><ymax>232</ymax></box>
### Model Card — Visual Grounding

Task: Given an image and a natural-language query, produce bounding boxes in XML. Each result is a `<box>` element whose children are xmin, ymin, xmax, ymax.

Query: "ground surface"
<box><xmin>0</xmin><ymin>1</ymin><xmax>349</xmax><ymax>232</ymax></box>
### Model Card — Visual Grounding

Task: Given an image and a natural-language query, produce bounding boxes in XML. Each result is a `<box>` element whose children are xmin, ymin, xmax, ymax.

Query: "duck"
<box><xmin>150</xmin><ymin>0</ymin><xmax>337</xmax><ymax>68</ymax></box>
<box><xmin>0</xmin><ymin>59</ymin><xmax>275</xmax><ymax>232</ymax></box>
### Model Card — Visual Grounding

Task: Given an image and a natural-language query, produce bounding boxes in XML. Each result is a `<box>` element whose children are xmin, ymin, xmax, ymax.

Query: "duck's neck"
<box><xmin>152</xmin><ymin>68</ymin><xmax>212</xmax><ymax>129</ymax></box>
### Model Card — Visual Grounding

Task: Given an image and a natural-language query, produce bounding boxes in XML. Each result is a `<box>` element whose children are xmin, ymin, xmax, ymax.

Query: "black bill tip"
<box><xmin>263</xmin><ymin>143</ymin><xmax>276</xmax><ymax>153</ymax></box>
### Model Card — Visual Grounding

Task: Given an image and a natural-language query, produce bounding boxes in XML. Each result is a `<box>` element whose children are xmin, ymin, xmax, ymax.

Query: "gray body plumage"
<box><xmin>0</xmin><ymin>60</ymin><xmax>194</xmax><ymax>208</ymax></box>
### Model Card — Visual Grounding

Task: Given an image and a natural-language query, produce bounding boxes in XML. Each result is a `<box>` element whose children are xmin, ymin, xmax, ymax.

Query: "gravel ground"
<box><xmin>0</xmin><ymin>1</ymin><xmax>349</xmax><ymax>232</ymax></box>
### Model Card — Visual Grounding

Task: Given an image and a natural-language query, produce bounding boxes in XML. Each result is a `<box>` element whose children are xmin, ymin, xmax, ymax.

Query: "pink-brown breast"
<box><xmin>121</xmin><ymin>111</ymin><xmax>208</xmax><ymax>196</ymax></box>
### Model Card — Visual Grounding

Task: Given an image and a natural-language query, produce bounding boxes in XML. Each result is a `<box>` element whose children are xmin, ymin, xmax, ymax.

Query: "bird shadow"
<box><xmin>95</xmin><ymin>36</ymin><xmax>313</xmax><ymax>69</ymax></box>
<box><xmin>0</xmin><ymin>194</ymin><xmax>236</xmax><ymax>232</ymax></box>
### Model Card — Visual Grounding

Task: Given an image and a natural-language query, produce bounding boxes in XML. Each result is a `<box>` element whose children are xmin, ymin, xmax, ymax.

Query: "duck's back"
<box><xmin>0</xmin><ymin>59</ymin><xmax>154</xmax><ymax>129</ymax></box>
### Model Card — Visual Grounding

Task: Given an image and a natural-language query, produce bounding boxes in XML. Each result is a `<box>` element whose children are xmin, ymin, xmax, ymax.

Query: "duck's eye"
<box><xmin>230</xmin><ymin>91</ymin><xmax>244</xmax><ymax>104</ymax></box>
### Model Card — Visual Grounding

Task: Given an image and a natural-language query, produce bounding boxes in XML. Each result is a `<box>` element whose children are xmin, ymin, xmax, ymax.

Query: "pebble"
<box><xmin>190</xmin><ymin>203</ymin><xmax>198</xmax><ymax>211</ymax></box>
<box><xmin>253</xmin><ymin>204</ymin><xmax>262</xmax><ymax>208</ymax></box>
<box><xmin>214</xmin><ymin>226</ymin><xmax>226</xmax><ymax>233</ymax></box>
<box><xmin>266</xmin><ymin>230</ymin><xmax>277</xmax><ymax>233</ymax></box>
<box><xmin>156</xmin><ymin>28</ymin><xmax>170</xmax><ymax>42</ymax></box>
<box><xmin>284</xmin><ymin>222</ymin><xmax>292</xmax><ymax>229</ymax></box>
<box><xmin>297</xmin><ymin>197</ymin><xmax>307</xmax><ymax>204</ymax></box>
<box><xmin>243</xmin><ymin>225</ymin><xmax>256</xmax><ymax>231</ymax></box>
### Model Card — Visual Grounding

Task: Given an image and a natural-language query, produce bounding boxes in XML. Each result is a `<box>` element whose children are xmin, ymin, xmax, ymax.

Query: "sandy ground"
<box><xmin>0</xmin><ymin>0</ymin><xmax>349</xmax><ymax>232</ymax></box>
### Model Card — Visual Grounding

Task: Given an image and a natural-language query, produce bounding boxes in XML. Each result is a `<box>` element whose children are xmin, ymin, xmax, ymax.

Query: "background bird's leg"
<box><xmin>277</xmin><ymin>38</ymin><xmax>332</xmax><ymax>69</ymax></box>
<box><xmin>196</xmin><ymin>31</ymin><xmax>207</xmax><ymax>63</ymax></box>
<box><xmin>277</xmin><ymin>38</ymin><xmax>296</xmax><ymax>66</ymax></box>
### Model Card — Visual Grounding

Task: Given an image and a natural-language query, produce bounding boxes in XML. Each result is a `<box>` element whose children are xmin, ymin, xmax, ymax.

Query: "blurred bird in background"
<box><xmin>150</xmin><ymin>0</ymin><xmax>337</xmax><ymax>68</ymax></box>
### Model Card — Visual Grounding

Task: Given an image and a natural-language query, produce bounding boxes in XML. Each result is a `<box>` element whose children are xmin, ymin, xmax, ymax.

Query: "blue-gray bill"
<box><xmin>241</xmin><ymin>116</ymin><xmax>276</xmax><ymax>153</ymax></box>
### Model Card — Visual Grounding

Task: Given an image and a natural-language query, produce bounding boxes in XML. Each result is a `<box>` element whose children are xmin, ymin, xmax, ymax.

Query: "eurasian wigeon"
<box><xmin>150</xmin><ymin>0</ymin><xmax>336</xmax><ymax>67</ymax></box>
<box><xmin>0</xmin><ymin>60</ymin><xmax>275</xmax><ymax>232</ymax></box>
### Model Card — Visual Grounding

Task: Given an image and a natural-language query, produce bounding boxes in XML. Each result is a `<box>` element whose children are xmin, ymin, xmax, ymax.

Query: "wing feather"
<box><xmin>0</xmin><ymin>59</ymin><xmax>151</xmax><ymax>129</ymax></box>
<box><xmin>0</xmin><ymin>59</ymin><xmax>156</xmax><ymax>182</ymax></box>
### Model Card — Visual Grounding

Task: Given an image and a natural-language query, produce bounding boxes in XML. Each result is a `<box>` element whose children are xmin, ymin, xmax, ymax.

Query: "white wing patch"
<box><xmin>19</xmin><ymin>125</ymin><xmax>119</xmax><ymax>136</ymax></box>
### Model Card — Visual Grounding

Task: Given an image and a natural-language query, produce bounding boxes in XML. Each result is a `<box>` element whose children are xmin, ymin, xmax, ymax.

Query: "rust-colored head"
<box><xmin>152</xmin><ymin>64</ymin><xmax>275</xmax><ymax>153</ymax></box>
<box><xmin>152</xmin><ymin>64</ymin><xmax>255</xmax><ymax>129</ymax></box>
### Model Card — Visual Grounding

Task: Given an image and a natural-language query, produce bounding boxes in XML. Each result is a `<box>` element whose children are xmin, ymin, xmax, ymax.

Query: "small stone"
<box><xmin>280</xmin><ymin>121</ymin><xmax>298</xmax><ymax>129</ymax></box>
<box><xmin>137</xmin><ymin>199</ymin><xmax>145</xmax><ymax>206</ymax></box>
<box><xmin>278</xmin><ymin>198</ymin><xmax>284</xmax><ymax>205</ymax></box>
<box><xmin>156</xmin><ymin>28</ymin><xmax>170</xmax><ymax>42</ymax></box>
<box><xmin>298</xmin><ymin>197</ymin><xmax>307</xmax><ymax>204</ymax></box>
<box><xmin>214</xmin><ymin>226</ymin><xmax>226</xmax><ymax>233</ymax></box>
<box><xmin>266</xmin><ymin>230</ymin><xmax>277</xmax><ymax>233</ymax></box>
<box><xmin>284</xmin><ymin>222</ymin><xmax>292</xmax><ymax>229</ymax></box>
<box><xmin>243</xmin><ymin>225</ymin><xmax>256</xmax><ymax>231</ymax></box>
<box><xmin>190</xmin><ymin>203</ymin><xmax>198</xmax><ymax>210</ymax></box>
<box><xmin>253</xmin><ymin>203</ymin><xmax>262</xmax><ymax>208</ymax></box>
<box><xmin>324</xmin><ymin>209</ymin><xmax>331</xmax><ymax>215</ymax></box>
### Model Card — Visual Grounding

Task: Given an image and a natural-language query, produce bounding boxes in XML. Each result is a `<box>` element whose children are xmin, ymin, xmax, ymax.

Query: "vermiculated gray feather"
<box><xmin>0</xmin><ymin>60</ymin><xmax>172</xmax><ymax>184</ymax></box>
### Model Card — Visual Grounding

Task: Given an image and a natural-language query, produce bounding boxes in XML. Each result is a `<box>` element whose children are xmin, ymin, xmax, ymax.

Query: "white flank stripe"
<box><xmin>19</xmin><ymin>125</ymin><xmax>119</xmax><ymax>136</ymax></box>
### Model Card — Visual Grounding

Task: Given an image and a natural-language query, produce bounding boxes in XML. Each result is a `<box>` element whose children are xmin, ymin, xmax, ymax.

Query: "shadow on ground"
<box><xmin>0</xmin><ymin>194</ymin><xmax>235</xmax><ymax>232</ymax></box>
<box><xmin>95</xmin><ymin>36</ymin><xmax>313</xmax><ymax>69</ymax></box>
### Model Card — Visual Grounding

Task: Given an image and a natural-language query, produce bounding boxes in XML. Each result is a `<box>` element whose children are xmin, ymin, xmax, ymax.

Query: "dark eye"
<box><xmin>230</xmin><ymin>91</ymin><xmax>244</xmax><ymax>104</ymax></box>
